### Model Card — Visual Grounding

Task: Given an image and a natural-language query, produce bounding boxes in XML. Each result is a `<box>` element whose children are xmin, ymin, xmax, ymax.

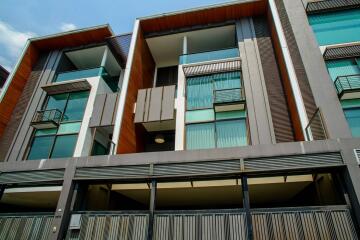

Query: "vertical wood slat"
<box><xmin>161</xmin><ymin>85</ymin><xmax>175</xmax><ymax>121</ymax></box>
<box><xmin>148</xmin><ymin>87</ymin><xmax>163</xmax><ymax>122</ymax></box>
<box><xmin>134</xmin><ymin>89</ymin><xmax>147</xmax><ymax>123</ymax></box>
<box><xmin>100</xmin><ymin>93</ymin><xmax>118</xmax><ymax>126</ymax></box>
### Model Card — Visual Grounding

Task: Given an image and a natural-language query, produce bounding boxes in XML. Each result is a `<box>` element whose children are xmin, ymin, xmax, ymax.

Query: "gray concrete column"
<box><xmin>236</xmin><ymin>18</ymin><xmax>275</xmax><ymax>145</ymax></box>
<box><xmin>281</xmin><ymin>0</ymin><xmax>352</xmax><ymax>139</ymax></box>
<box><xmin>49</xmin><ymin>161</ymin><xmax>76</xmax><ymax>240</ymax></box>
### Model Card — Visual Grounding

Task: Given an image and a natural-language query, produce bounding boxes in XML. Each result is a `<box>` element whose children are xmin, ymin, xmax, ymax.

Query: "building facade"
<box><xmin>0</xmin><ymin>0</ymin><xmax>359</xmax><ymax>239</ymax></box>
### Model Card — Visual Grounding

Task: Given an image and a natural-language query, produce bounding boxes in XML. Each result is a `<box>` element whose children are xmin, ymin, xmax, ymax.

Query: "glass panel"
<box><xmin>62</xmin><ymin>91</ymin><xmax>89</xmax><ymax>121</ymax></box>
<box><xmin>213</xmin><ymin>72</ymin><xmax>241</xmax><ymax>90</ymax></box>
<box><xmin>326</xmin><ymin>59</ymin><xmax>360</xmax><ymax>81</ymax></box>
<box><xmin>45</xmin><ymin>93</ymin><xmax>68</xmax><ymax>112</ymax></box>
<box><xmin>308</xmin><ymin>9</ymin><xmax>360</xmax><ymax>46</ymax></box>
<box><xmin>51</xmin><ymin>135</ymin><xmax>78</xmax><ymax>159</ymax></box>
<box><xmin>186</xmin><ymin>109</ymin><xmax>215</xmax><ymax>123</ymax></box>
<box><xmin>180</xmin><ymin>48</ymin><xmax>239</xmax><ymax>64</ymax></box>
<box><xmin>91</xmin><ymin>141</ymin><xmax>108</xmax><ymax>156</ymax></box>
<box><xmin>186</xmin><ymin>123</ymin><xmax>215</xmax><ymax>150</ymax></box>
<box><xmin>344</xmin><ymin>108</ymin><xmax>360</xmax><ymax>138</ymax></box>
<box><xmin>216</xmin><ymin>110</ymin><xmax>246</xmax><ymax>120</ymax></box>
<box><xmin>54</xmin><ymin>67</ymin><xmax>102</xmax><ymax>82</ymax></box>
<box><xmin>186</xmin><ymin>75</ymin><xmax>213</xmax><ymax>110</ymax></box>
<box><xmin>341</xmin><ymin>99</ymin><xmax>360</xmax><ymax>109</ymax></box>
<box><xmin>27</xmin><ymin>136</ymin><xmax>55</xmax><ymax>160</ymax></box>
<box><xmin>34</xmin><ymin>128</ymin><xmax>57</xmax><ymax>136</ymax></box>
<box><xmin>216</xmin><ymin>119</ymin><xmax>247</xmax><ymax>148</ymax></box>
<box><xmin>57</xmin><ymin>122</ymin><xmax>81</xmax><ymax>134</ymax></box>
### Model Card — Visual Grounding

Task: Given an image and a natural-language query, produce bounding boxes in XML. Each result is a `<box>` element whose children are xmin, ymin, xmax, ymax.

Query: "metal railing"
<box><xmin>306</xmin><ymin>0</ymin><xmax>360</xmax><ymax>14</ymax></box>
<box><xmin>214</xmin><ymin>87</ymin><xmax>245</xmax><ymax>104</ymax></box>
<box><xmin>305</xmin><ymin>108</ymin><xmax>327</xmax><ymax>141</ymax></box>
<box><xmin>31</xmin><ymin>108</ymin><xmax>63</xmax><ymax>125</ymax></box>
<box><xmin>334</xmin><ymin>74</ymin><xmax>360</xmax><ymax>96</ymax></box>
<box><xmin>179</xmin><ymin>47</ymin><xmax>239</xmax><ymax>64</ymax></box>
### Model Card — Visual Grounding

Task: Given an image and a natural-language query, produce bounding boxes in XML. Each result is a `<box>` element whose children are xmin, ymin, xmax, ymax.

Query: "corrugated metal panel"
<box><xmin>306</xmin><ymin>0</ymin><xmax>360</xmax><ymax>14</ymax></box>
<box><xmin>324</xmin><ymin>44</ymin><xmax>360</xmax><ymax>60</ymax></box>
<box><xmin>0</xmin><ymin>169</ymin><xmax>64</xmax><ymax>184</ymax></box>
<box><xmin>153</xmin><ymin>210</ymin><xmax>247</xmax><ymax>240</ymax></box>
<box><xmin>66</xmin><ymin>212</ymin><xmax>149</xmax><ymax>240</ymax></box>
<box><xmin>183</xmin><ymin>59</ymin><xmax>241</xmax><ymax>77</ymax></box>
<box><xmin>253</xmin><ymin>17</ymin><xmax>295</xmax><ymax>143</ymax></box>
<box><xmin>245</xmin><ymin>152</ymin><xmax>343</xmax><ymax>172</ymax></box>
<box><xmin>0</xmin><ymin>214</ymin><xmax>53</xmax><ymax>240</ymax></box>
<box><xmin>276</xmin><ymin>0</ymin><xmax>319</xmax><ymax>133</ymax></box>
<box><xmin>75</xmin><ymin>165</ymin><xmax>150</xmax><ymax>180</ymax></box>
<box><xmin>153</xmin><ymin>159</ymin><xmax>241</xmax><ymax>177</ymax></box>
<box><xmin>107</xmin><ymin>33</ymin><xmax>132</xmax><ymax>68</ymax></box>
<box><xmin>251</xmin><ymin>206</ymin><xmax>357</xmax><ymax>240</ymax></box>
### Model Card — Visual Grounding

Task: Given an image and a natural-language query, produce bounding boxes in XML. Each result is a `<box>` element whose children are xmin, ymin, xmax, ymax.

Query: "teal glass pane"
<box><xmin>34</xmin><ymin>128</ymin><xmax>57</xmax><ymax>136</ymax></box>
<box><xmin>186</xmin><ymin>123</ymin><xmax>215</xmax><ymax>150</ymax></box>
<box><xmin>46</xmin><ymin>93</ymin><xmax>68</xmax><ymax>112</ymax></box>
<box><xmin>308</xmin><ymin>9</ymin><xmax>360</xmax><ymax>46</ymax></box>
<box><xmin>57</xmin><ymin>122</ymin><xmax>81</xmax><ymax>134</ymax></box>
<box><xmin>213</xmin><ymin>72</ymin><xmax>241</xmax><ymax>90</ymax></box>
<box><xmin>51</xmin><ymin>135</ymin><xmax>77</xmax><ymax>159</ymax></box>
<box><xmin>186</xmin><ymin>75</ymin><xmax>213</xmax><ymax>110</ymax></box>
<box><xmin>344</xmin><ymin>108</ymin><xmax>360</xmax><ymax>138</ymax></box>
<box><xmin>326</xmin><ymin>59</ymin><xmax>360</xmax><ymax>81</ymax></box>
<box><xmin>341</xmin><ymin>99</ymin><xmax>360</xmax><ymax>109</ymax></box>
<box><xmin>54</xmin><ymin>67</ymin><xmax>102</xmax><ymax>82</ymax></box>
<box><xmin>91</xmin><ymin>141</ymin><xmax>108</xmax><ymax>156</ymax></box>
<box><xmin>27</xmin><ymin>136</ymin><xmax>55</xmax><ymax>160</ymax></box>
<box><xmin>216</xmin><ymin>110</ymin><xmax>246</xmax><ymax>120</ymax></box>
<box><xmin>186</xmin><ymin>109</ymin><xmax>215</xmax><ymax>123</ymax></box>
<box><xmin>62</xmin><ymin>91</ymin><xmax>89</xmax><ymax>121</ymax></box>
<box><xmin>216</xmin><ymin>119</ymin><xmax>247</xmax><ymax>148</ymax></box>
<box><xmin>180</xmin><ymin>48</ymin><xmax>239</xmax><ymax>64</ymax></box>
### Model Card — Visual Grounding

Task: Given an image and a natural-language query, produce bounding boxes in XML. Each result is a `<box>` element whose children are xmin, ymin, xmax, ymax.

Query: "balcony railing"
<box><xmin>179</xmin><ymin>48</ymin><xmax>239</xmax><ymax>65</ymax></box>
<box><xmin>30</xmin><ymin>109</ymin><xmax>62</xmax><ymax>129</ymax></box>
<box><xmin>334</xmin><ymin>74</ymin><xmax>360</xmax><ymax>99</ymax></box>
<box><xmin>54</xmin><ymin>67</ymin><xmax>109</xmax><ymax>83</ymax></box>
<box><xmin>214</xmin><ymin>88</ymin><xmax>245</xmax><ymax>104</ymax></box>
<box><xmin>305</xmin><ymin>108</ymin><xmax>327</xmax><ymax>141</ymax></box>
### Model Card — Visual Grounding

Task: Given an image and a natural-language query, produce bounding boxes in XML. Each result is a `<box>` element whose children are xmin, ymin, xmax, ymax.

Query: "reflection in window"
<box><xmin>344</xmin><ymin>107</ymin><xmax>360</xmax><ymax>138</ymax></box>
<box><xmin>51</xmin><ymin>135</ymin><xmax>78</xmax><ymax>159</ymax></box>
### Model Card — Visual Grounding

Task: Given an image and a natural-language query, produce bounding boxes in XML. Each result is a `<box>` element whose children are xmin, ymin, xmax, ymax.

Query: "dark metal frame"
<box><xmin>334</xmin><ymin>74</ymin><xmax>360</xmax><ymax>98</ymax></box>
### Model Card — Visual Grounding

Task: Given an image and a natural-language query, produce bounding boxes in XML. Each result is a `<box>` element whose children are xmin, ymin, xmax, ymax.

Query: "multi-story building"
<box><xmin>0</xmin><ymin>65</ymin><xmax>9</xmax><ymax>92</ymax></box>
<box><xmin>0</xmin><ymin>0</ymin><xmax>359</xmax><ymax>239</ymax></box>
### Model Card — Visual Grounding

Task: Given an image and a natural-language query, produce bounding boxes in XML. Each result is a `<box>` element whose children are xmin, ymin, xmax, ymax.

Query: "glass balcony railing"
<box><xmin>179</xmin><ymin>48</ymin><xmax>239</xmax><ymax>64</ymax></box>
<box><xmin>54</xmin><ymin>67</ymin><xmax>108</xmax><ymax>83</ymax></box>
<box><xmin>334</xmin><ymin>74</ymin><xmax>360</xmax><ymax>97</ymax></box>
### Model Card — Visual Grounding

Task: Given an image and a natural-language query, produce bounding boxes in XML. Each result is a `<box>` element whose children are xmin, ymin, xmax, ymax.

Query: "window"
<box><xmin>308</xmin><ymin>9</ymin><xmax>360</xmax><ymax>46</ymax></box>
<box><xmin>91</xmin><ymin>140</ymin><xmax>109</xmax><ymax>156</ymax></box>
<box><xmin>156</xmin><ymin>66</ymin><xmax>178</xmax><ymax>87</ymax></box>
<box><xmin>342</xmin><ymin>99</ymin><xmax>360</xmax><ymax>138</ymax></box>
<box><xmin>326</xmin><ymin>58</ymin><xmax>360</xmax><ymax>81</ymax></box>
<box><xmin>26</xmin><ymin>91</ymin><xmax>89</xmax><ymax>160</ymax></box>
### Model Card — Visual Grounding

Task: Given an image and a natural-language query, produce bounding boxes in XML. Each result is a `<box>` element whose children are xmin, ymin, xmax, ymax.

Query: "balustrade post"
<box><xmin>147</xmin><ymin>179</ymin><xmax>157</xmax><ymax>240</ymax></box>
<box><xmin>242</xmin><ymin>175</ymin><xmax>253</xmax><ymax>240</ymax></box>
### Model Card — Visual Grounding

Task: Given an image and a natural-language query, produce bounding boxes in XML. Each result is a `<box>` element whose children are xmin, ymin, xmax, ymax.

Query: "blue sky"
<box><xmin>0</xmin><ymin>0</ymin><xmax>230</xmax><ymax>72</ymax></box>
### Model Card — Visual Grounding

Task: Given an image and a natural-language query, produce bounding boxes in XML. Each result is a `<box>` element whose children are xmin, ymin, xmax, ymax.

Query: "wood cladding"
<box><xmin>253</xmin><ymin>17</ymin><xmax>295</xmax><ymax>143</ymax></box>
<box><xmin>140</xmin><ymin>0</ymin><xmax>267</xmax><ymax>34</ymax></box>
<box><xmin>267</xmin><ymin>9</ymin><xmax>304</xmax><ymax>141</ymax></box>
<box><xmin>117</xmin><ymin>28</ymin><xmax>155</xmax><ymax>154</ymax></box>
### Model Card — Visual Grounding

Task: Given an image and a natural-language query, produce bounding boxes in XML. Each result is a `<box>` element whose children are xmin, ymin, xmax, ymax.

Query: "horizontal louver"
<box><xmin>355</xmin><ymin>149</ymin><xmax>360</xmax><ymax>164</ymax></box>
<box><xmin>183</xmin><ymin>59</ymin><xmax>241</xmax><ymax>77</ymax></box>
<box><xmin>0</xmin><ymin>169</ymin><xmax>64</xmax><ymax>184</ymax></box>
<box><xmin>75</xmin><ymin>165</ymin><xmax>150</xmax><ymax>179</ymax></box>
<box><xmin>306</xmin><ymin>0</ymin><xmax>360</xmax><ymax>14</ymax></box>
<box><xmin>153</xmin><ymin>160</ymin><xmax>241</xmax><ymax>177</ymax></box>
<box><xmin>245</xmin><ymin>152</ymin><xmax>343</xmax><ymax>172</ymax></box>
<box><xmin>324</xmin><ymin>44</ymin><xmax>360</xmax><ymax>60</ymax></box>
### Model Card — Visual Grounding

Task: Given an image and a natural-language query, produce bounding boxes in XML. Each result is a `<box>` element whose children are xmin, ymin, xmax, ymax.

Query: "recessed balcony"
<box><xmin>334</xmin><ymin>74</ymin><xmax>360</xmax><ymax>100</ymax></box>
<box><xmin>30</xmin><ymin>109</ymin><xmax>62</xmax><ymax>129</ymax></box>
<box><xmin>179</xmin><ymin>47</ymin><xmax>239</xmax><ymax>65</ymax></box>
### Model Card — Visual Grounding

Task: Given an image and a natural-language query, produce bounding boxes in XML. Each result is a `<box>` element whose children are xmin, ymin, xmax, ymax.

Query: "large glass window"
<box><xmin>342</xmin><ymin>99</ymin><xmax>360</xmax><ymax>138</ymax></box>
<box><xmin>26</xmin><ymin>91</ymin><xmax>89</xmax><ymax>160</ymax></box>
<box><xmin>308</xmin><ymin>9</ymin><xmax>360</xmax><ymax>46</ymax></box>
<box><xmin>326</xmin><ymin>59</ymin><xmax>360</xmax><ymax>81</ymax></box>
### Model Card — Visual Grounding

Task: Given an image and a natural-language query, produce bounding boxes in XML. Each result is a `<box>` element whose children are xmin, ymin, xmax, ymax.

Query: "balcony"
<box><xmin>214</xmin><ymin>87</ymin><xmax>246</xmax><ymax>112</ymax></box>
<box><xmin>334</xmin><ymin>74</ymin><xmax>360</xmax><ymax>100</ymax></box>
<box><xmin>179</xmin><ymin>48</ymin><xmax>239</xmax><ymax>65</ymax></box>
<box><xmin>30</xmin><ymin>109</ymin><xmax>62</xmax><ymax>129</ymax></box>
<box><xmin>54</xmin><ymin>67</ymin><xmax>108</xmax><ymax>83</ymax></box>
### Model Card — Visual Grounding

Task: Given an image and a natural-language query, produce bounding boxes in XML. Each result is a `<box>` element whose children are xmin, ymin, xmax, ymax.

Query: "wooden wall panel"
<box><xmin>117</xmin><ymin>28</ymin><xmax>155</xmax><ymax>154</ymax></box>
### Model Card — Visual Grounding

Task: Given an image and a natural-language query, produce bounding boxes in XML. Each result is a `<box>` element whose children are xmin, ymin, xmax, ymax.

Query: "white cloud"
<box><xmin>60</xmin><ymin>23</ymin><xmax>77</xmax><ymax>32</ymax></box>
<box><xmin>0</xmin><ymin>21</ymin><xmax>36</xmax><ymax>58</ymax></box>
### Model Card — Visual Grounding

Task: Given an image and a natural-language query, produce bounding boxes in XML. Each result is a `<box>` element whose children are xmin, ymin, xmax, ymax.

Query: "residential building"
<box><xmin>0</xmin><ymin>65</ymin><xmax>9</xmax><ymax>91</ymax></box>
<box><xmin>0</xmin><ymin>0</ymin><xmax>359</xmax><ymax>239</ymax></box>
